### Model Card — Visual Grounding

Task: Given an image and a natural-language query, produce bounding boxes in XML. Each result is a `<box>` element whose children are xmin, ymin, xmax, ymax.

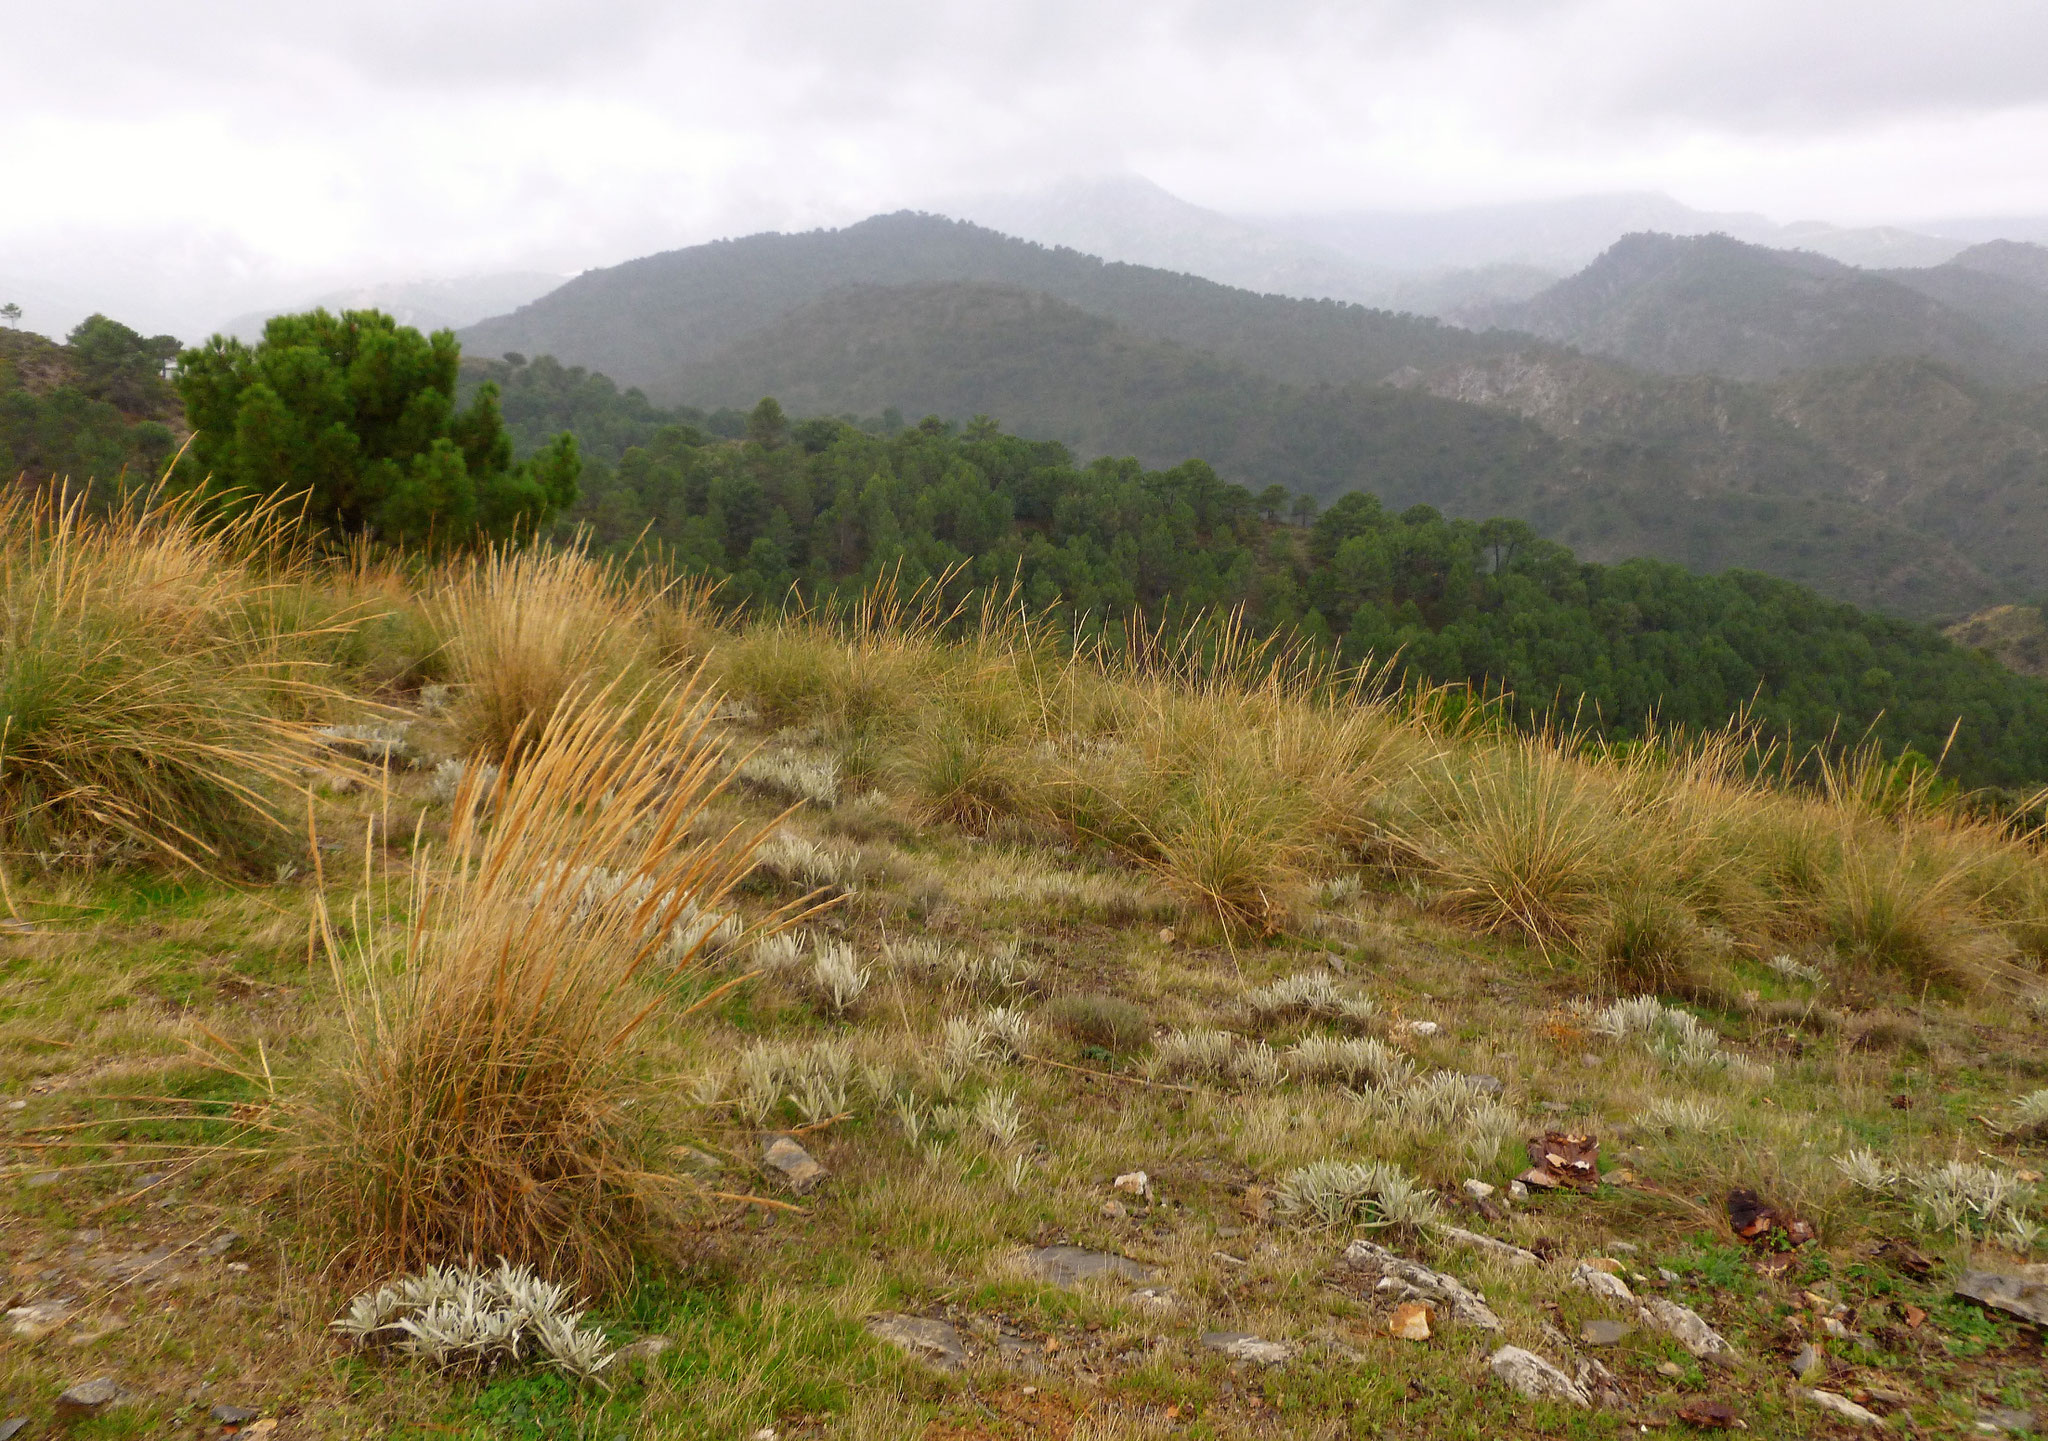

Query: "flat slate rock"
<box><xmin>1200</xmin><ymin>1331</ymin><xmax>1294</xmax><ymax>1365</ymax></box>
<box><xmin>1978</xmin><ymin>1405</ymin><xmax>2039</xmax><ymax>1434</ymax></box>
<box><xmin>866</xmin><ymin>1313</ymin><xmax>968</xmax><ymax>1370</ymax></box>
<box><xmin>1957</xmin><ymin>1267</ymin><xmax>2048</xmax><ymax>1325</ymax></box>
<box><xmin>0</xmin><ymin>1419</ymin><xmax>27</xmax><ymax>1441</ymax></box>
<box><xmin>210</xmin><ymin>1404</ymin><xmax>262</xmax><ymax>1424</ymax></box>
<box><xmin>1021</xmin><ymin>1244</ymin><xmax>1156</xmax><ymax>1288</ymax></box>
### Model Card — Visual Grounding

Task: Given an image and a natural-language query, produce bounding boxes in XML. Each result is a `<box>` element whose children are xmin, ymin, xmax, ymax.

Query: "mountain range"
<box><xmin>458</xmin><ymin>211</ymin><xmax>2048</xmax><ymax>621</ymax></box>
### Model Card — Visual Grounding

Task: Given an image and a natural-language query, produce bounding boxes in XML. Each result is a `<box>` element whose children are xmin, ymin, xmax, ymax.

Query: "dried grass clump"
<box><xmin>1245</xmin><ymin>971</ymin><xmax>1379</xmax><ymax>1026</ymax></box>
<box><xmin>1285</xmin><ymin>1034</ymin><xmax>1414</xmax><ymax>1091</ymax></box>
<box><xmin>1043</xmin><ymin>992</ymin><xmax>1152</xmax><ymax>1054</ymax></box>
<box><xmin>0</xmin><ymin>487</ymin><xmax>337</xmax><ymax>868</ymax></box>
<box><xmin>1035</xmin><ymin>623</ymin><xmax>1423</xmax><ymax>937</ymax></box>
<box><xmin>736</xmin><ymin>748</ymin><xmax>841</xmax><ymax>808</ymax></box>
<box><xmin>295</xmin><ymin>678</ymin><xmax>780</xmax><ymax>1294</ymax></box>
<box><xmin>1274</xmin><ymin>1159</ymin><xmax>1440</xmax><ymax>1230</ymax></box>
<box><xmin>1146</xmin><ymin>1028</ymin><xmax>1239</xmax><ymax>1082</ymax></box>
<box><xmin>2009</xmin><ymin>1088</ymin><xmax>2048</xmax><ymax>1139</ymax></box>
<box><xmin>434</xmin><ymin>542</ymin><xmax>650</xmax><ymax>763</ymax></box>
<box><xmin>1398</xmin><ymin>740</ymin><xmax>1619</xmax><ymax>944</ymax></box>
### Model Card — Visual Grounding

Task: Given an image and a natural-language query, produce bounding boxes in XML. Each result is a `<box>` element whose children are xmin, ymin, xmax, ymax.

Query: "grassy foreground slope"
<box><xmin>2</xmin><ymin>498</ymin><xmax>2047</xmax><ymax>1436</ymax></box>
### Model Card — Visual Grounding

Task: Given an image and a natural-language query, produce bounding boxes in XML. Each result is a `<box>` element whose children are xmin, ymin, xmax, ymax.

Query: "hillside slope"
<box><xmin>1481</xmin><ymin>233</ymin><xmax>2048</xmax><ymax>384</ymax></box>
<box><xmin>460</xmin><ymin>213</ymin><xmax>1511</xmax><ymax>397</ymax></box>
<box><xmin>604</xmin><ymin>282</ymin><xmax>2002</xmax><ymax>620</ymax></box>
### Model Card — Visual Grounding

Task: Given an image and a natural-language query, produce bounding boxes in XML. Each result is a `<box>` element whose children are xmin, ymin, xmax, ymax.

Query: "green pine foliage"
<box><xmin>0</xmin><ymin>320</ymin><xmax>183</xmax><ymax>498</ymax></box>
<box><xmin>176</xmin><ymin>310</ymin><xmax>581</xmax><ymax>544</ymax></box>
<box><xmin>556</xmin><ymin>408</ymin><xmax>2048</xmax><ymax>792</ymax></box>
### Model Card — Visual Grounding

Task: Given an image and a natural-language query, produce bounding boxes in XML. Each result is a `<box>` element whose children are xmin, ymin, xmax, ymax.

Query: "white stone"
<box><xmin>1488</xmin><ymin>1345</ymin><xmax>1591</xmax><ymax>1407</ymax></box>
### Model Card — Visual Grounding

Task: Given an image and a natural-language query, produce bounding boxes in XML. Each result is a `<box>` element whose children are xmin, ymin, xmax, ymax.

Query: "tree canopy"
<box><xmin>176</xmin><ymin>310</ymin><xmax>580</xmax><ymax>543</ymax></box>
<box><xmin>549</xmin><ymin>405</ymin><xmax>2048</xmax><ymax>793</ymax></box>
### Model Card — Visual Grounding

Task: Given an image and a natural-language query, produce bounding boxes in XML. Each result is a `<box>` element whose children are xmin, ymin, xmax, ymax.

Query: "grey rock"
<box><xmin>866</xmin><ymin>1313</ymin><xmax>968</xmax><ymax>1370</ymax></box>
<box><xmin>203</xmin><ymin>1230</ymin><xmax>240</xmax><ymax>1258</ymax></box>
<box><xmin>1978</xmin><ymin>1406</ymin><xmax>2038</xmax><ymax>1434</ymax></box>
<box><xmin>1657</xmin><ymin>1267</ymin><xmax>1682</xmax><ymax>1283</ymax></box>
<box><xmin>614</xmin><ymin>1335</ymin><xmax>674</xmax><ymax>1366</ymax></box>
<box><xmin>56</xmin><ymin>1375</ymin><xmax>122</xmax><ymax>1411</ymax></box>
<box><xmin>1508</xmin><ymin>1180</ymin><xmax>1530</xmax><ymax>1201</ymax></box>
<box><xmin>1579</xmin><ymin>1318</ymin><xmax>1635</xmax><ymax>1346</ymax></box>
<box><xmin>1435</xmin><ymin>1224</ymin><xmax>1539</xmax><ymax>1267</ymax></box>
<box><xmin>1128</xmin><ymin>1285</ymin><xmax>1177</xmax><ymax>1312</ymax></box>
<box><xmin>1570</xmin><ymin>1263</ymin><xmax>1635</xmax><ymax>1304</ymax></box>
<box><xmin>1201</xmin><ymin>1331</ymin><xmax>1293</xmax><ymax>1365</ymax></box>
<box><xmin>1021</xmin><ymin>1244</ymin><xmax>1156</xmax><ymax>1289</ymax></box>
<box><xmin>24</xmin><ymin>1171</ymin><xmax>61</xmax><ymax>1188</ymax></box>
<box><xmin>1956</xmin><ymin>1267</ymin><xmax>2048</xmax><ymax>1326</ymax></box>
<box><xmin>762</xmin><ymin>1136</ymin><xmax>829</xmax><ymax>1194</ymax></box>
<box><xmin>210</xmin><ymin>1404</ymin><xmax>262</xmax><ymax>1424</ymax></box>
<box><xmin>1343</xmin><ymin>1238</ymin><xmax>1502</xmax><ymax>1331</ymax></box>
<box><xmin>8</xmin><ymin>1299</ymin><xmax>73</xmax><ymax>1337</ymax></box>
<box><xmin>1637</xmin><ymin>1296</ymin><xmax>1737</xmax><ymax>1363</ymax></box>
<box><xmin>1487</xmin><ymin>1345</ymin><xmax>1591</xmax><ymax>1407</ymax></box>
<box><xmin>1790</xmin><ymin>1342</ymin><xmax>1824</xmax><ymax>1379</ymax></box>
<box><xmin>1579</xmin><ymin>1052</ymin><xmax>1604</xmax><ymax>1068</ymax></box>
<box><xmin>1462</xmin><ymin>1178</ymin><xmax>1497</xmax><ymax>1201</ymax></box>
<box><xmin>1606</xmin><ymin>1241</ymin><xmax>1639</xmax><ymax>1255</ymax></box>
<box><xmin>0</xmin><ymin>1419</ymin><xmax>25</xmax><ymax>1441</ymax></box>
<box><xmin>1466</xmin><ymin>1074</ymin><xmax>1505</xmax><ymax>1097</ymax></box>
<box><xmin>1802</xmin><ymin>1389</ymin><xmax>1882</xmax><ymax>1426</ymax></box>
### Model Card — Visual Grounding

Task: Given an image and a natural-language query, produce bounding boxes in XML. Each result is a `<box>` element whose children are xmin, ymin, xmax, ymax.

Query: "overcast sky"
<box><xmin>7</xmin><ymin>0</ymin><xmax>2048</xmax><ymax>335</ymax></box>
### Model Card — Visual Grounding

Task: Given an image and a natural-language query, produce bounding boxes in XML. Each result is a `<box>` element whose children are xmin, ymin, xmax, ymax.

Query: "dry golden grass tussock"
<box><xmin>293</xmin><ymin>674</ymin><xmax>793</xmax><ymax>1294</ymax></box>
<box><xmin>1397</xmin><ymin>737</ymin><xmax>1622</xmax><ymax>946</ymax></box>
<box><xmin>432</xmin><ymin>540</ymin><xmax>651</xmax><ymax>762</ymax></box>
<box><xmin>0</xmin><ymin>485</ymin><xmax>345</xmax><ymax>869</ymax></box>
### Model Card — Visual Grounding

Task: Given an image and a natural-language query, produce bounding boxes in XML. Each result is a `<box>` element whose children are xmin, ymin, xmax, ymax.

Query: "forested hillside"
<box><xmin>537</xmin><ymin>401</ymin><xmax>2048</xmax><ymax>792</ymax></box>
<box><xmin>456</xmin><ymin>218</ymin><xmax>2048</xmax><ymax>619</ymax></box>
<box><xmin>464</xmin><ymin>287</ymin><xmax>2004</xmax><ymax>620</ymax></box>
<box><xmin>0</xmin><ymin>318</ymin><xmax>185</xmax><ymax>494</ymax></box>
<box><xmin>461</xmin><ymin>212</ymin><xmax>1509</xmax><ymax>395</ymax></box>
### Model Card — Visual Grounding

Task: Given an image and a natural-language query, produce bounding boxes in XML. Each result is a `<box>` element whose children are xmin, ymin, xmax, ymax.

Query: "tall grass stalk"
<box><xmin>298</xmin><ymin>675</ymin><xmax>788</xmax><ymax>1293</ymax></box>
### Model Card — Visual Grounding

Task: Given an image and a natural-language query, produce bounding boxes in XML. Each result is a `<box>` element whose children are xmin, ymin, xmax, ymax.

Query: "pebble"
<box><xmin>1507</xmin><ymin>1181</ymin><xmax>1530</xmax><ymax>1201</ymax></box>
<box><xmin>1461</xmin><ymin>1178</ymin><xmax>1496</xmax><ymax>1202</ymax></box>
<box><xmin>7</xmin><ymin>1300</ymin><xmax>73</xmax><ymax>1338</ymax></box>
<box><xmin>209</xmin><ymin>1404</ymin><xmax>261</xmax><ymax>1425</ymax></box>
<box><xmin>1657</xmin><ymin>1360</ymin><xmax>1684</xmax><ymax>1378</ymax></box>
<box><xmin>1790</xmin><ymin>1343</ymin><xmax>1824</xmax><ymax>1379</ymax></box>
<box><xmin>1580</xmin><ymin>1318</ymin><xmax>1634</xmax><ymax>1346</ymax></box>
<box><xmin>1405</xmin><ymin>1021</ymin><xmax>1439</xmax><ymax>1037</ymax></box>
<box><xmin>1112</xmin><ymin>1170</ymin><xmax>1150</xmax><ymax>1196</ymax></box>
<box><xmin>1466</xmin><ymin>1073</ymin><xmax>1505</xmax><ymax>1096</ymax></box>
